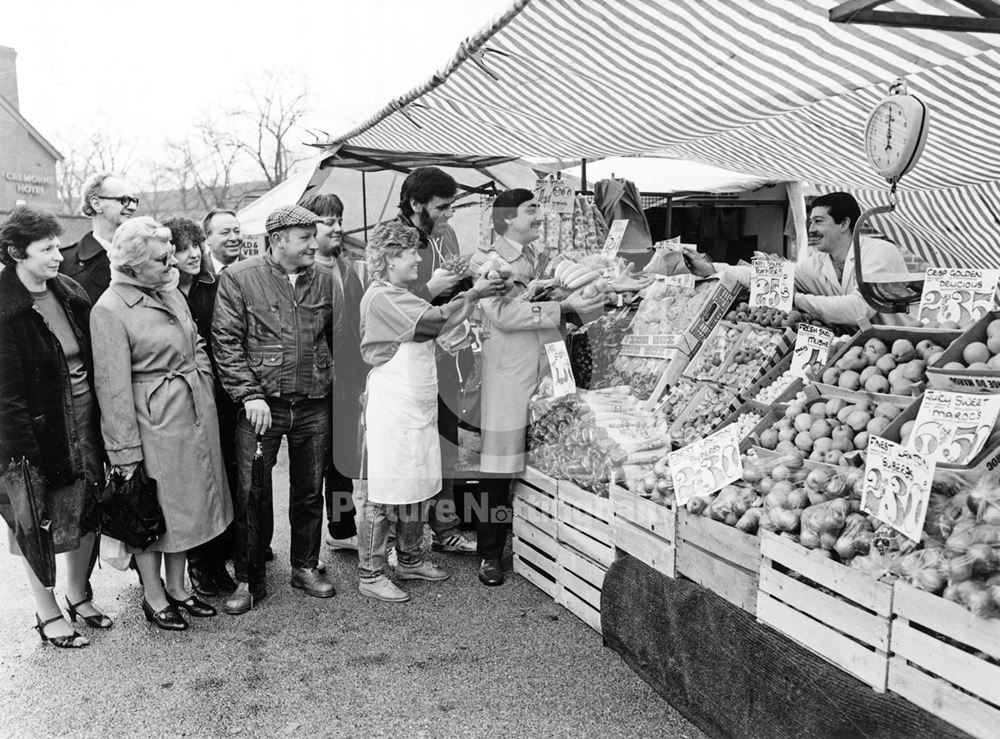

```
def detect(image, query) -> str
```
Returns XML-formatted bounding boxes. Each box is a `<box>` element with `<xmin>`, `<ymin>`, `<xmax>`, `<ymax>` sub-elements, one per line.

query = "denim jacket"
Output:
<box><xmin>212</xmin><ymin>253</ymin><xmax>344</xmax><ymax>405</ymax></box>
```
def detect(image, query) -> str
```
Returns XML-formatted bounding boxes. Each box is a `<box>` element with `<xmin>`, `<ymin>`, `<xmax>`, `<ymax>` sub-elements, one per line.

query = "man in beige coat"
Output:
<box><xmin>469</xmin><ymin>189</ymin><xmax>604</xmax><ymax>586</ymax></box>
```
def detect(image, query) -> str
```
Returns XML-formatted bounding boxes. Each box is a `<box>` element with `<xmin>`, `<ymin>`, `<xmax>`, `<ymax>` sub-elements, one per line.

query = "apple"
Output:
<box><xmin>822</xmin><ymin>367</ymin><xmax>843</xmax><ymax>385</ymax></box>
<box><xmin>863</xmin><ymin>338</ymin><xmax>888</xmax><ymax>362</ymax></box>
<box><xmin>875</xmin><ymin>354</ymin><xmax>897</xmax><ymax>374</ymax></box>
<box><xmin>864</xmin><ymin>374</ymin><xmax>890</xmax><ymax>393</ymax></box>
<box><xmin>838</xmin><ymin>370</ymin><xmax>861</xmax><ymax>391</ymax></box>
<box><xmin>859</xmin><ymin>366</ymin><xmax>881</xmax><ymax>384</ymax></box>
<box><xmin>892</xmin><ymin>339</ymin><xmax>916</xmax><ymax>363</ymax></box>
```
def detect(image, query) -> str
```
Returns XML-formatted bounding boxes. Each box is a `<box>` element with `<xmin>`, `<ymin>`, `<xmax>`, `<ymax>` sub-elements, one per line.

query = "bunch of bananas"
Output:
<box><xmin>554</xmin><ymin>260</ymin><xmax>601</xmax><ymax>290</ymax></box>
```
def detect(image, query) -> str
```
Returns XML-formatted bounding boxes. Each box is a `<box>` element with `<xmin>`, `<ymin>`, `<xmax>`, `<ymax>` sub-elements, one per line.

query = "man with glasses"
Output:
<box><xmin>203</xmin><ymin>209</ymin><xmax>244</xmax><ymax>275</ymax></box>
<box><xmin>59</xmin><ymin>172</ymin><xmax>138</xmax><ymax>304</ymax></box>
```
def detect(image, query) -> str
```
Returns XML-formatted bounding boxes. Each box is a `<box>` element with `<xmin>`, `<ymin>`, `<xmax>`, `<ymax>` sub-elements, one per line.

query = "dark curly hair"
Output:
<box><xmin>398</xmin><ymin>167</ymin><xmax>457</xmax><ymax>217</ymax></box>
<box><xmin>0</xmin><ymin>206</ymin><xmax>64</xmax><ymax>267</ymax></box>
<box><xmin>161</xmin><ymin>216</ymin><xmax>205</xmax><ymax>251</ymax></box>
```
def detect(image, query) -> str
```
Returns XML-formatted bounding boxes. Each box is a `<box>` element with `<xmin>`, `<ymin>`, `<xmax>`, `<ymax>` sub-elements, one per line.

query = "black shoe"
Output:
<box><xmin>34</xmin><ymin>613</ymin><xmax>89</xmax><ymax>648</ymax></box>
<box><xmin>264</xmin><ymin>546</ymin><xmax>274</xmax><ymax>562</ymax></box>
<box><xmin>478</xmin><ymin>558</ymin><xmax>504</xmax><ymax>587</ymax></box>
<box><xmin>167</xmin><ymin>592</ymin><xmax>217</xmax><ymax>617</ymax></box>
<box><xmin>141</xmin><ymin>600</ymin><xmax>188</xmax><ymax>631</ymax></box>
<box><xmin>212</xmin><ymin>565</ymin><xmax>237</xmax><ymax>594</ymax></box>
<box><xmin>65</xmin><ymin>596</ymin><xmax>114</xmax><ymax>629</ymax></box>
<box><xmin>188</xmin><ymin>563</ymin><xmax>219</xmax><ymax>598</ymax></box>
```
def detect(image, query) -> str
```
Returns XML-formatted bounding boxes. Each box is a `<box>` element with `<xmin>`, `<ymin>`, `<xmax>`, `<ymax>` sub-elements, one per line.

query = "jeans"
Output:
<box><xmin>324</xmin><ymin>464</ymin><xmax>358</xmax><ymax>540</ymax></box>
<box><xmin>352</xmin><ymin>480</ymin><xmax>426</xmax><ymax>580</ymax></box>
<box><xmin>476</xmin><ymin>477</ymin><xmax>513</xmax><ymax>560</ymax></box>
<box><xmin>233</xmin><ymin>397</ymin><xmax>329</xmax><ymax>584</ymax></box>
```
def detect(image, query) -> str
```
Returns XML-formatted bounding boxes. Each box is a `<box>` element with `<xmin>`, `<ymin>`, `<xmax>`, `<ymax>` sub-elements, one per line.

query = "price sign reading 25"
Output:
<box><xmin>861</xmin><ymin>436</ymin><xmax>935</xmax><ymax>542</ymax></box>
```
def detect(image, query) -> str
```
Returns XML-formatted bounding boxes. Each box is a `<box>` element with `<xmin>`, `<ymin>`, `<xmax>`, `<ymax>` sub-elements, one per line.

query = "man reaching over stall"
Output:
<box><xmin>688</xmin><ymin>192</ymin><xmax>908</xmax><ymax>325</ymax></box>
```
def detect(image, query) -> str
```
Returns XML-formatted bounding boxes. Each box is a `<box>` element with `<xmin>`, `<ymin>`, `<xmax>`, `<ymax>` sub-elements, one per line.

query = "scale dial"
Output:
<box><xmin>864</xmin><ymin>94</ymin><xmax>929</xmax><ymax>183</ymax></box>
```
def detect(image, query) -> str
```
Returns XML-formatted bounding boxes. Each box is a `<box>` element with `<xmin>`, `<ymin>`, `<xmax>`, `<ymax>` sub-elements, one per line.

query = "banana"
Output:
<box><xmin>560</xmin><ymin>263</ymin><xmax>588</xmax><ymax>287</ymax></box>
<box><xmin>566</xmin><ymin>269</ymin><xmax>600</xmax><ymax>290</ymax></box>
<box><xmin>555</xmin><ymin>260</ymin><xmax>573</xmax><ymax>283</ymax></box>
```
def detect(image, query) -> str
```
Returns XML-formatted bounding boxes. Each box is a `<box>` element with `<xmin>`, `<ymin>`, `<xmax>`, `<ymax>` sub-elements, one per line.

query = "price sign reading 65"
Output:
<box><xmin>861</xmin><ymin>436</ymin><xmax>935</xmax><ymax>542</ymax></box>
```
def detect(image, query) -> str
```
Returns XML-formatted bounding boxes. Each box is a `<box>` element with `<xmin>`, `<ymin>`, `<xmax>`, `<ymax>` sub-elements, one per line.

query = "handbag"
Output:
<box><xmin>96</xmin><ymin>465</ymin><xmax>165</xmax><ymax>550</ymax></box>
<box><xmin>0</xmin><ymin>457</ymin><xmax>56</xmax><ymax>587</ymax></box>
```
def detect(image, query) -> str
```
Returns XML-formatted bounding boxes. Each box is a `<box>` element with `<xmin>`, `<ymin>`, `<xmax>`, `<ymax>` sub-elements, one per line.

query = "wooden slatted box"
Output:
<box><xmin>676</xmin><ymin>510</ymin><xmax>760</xmax><ymax>614</ymax></box>
<box><xmin>556</xmin><ymin>480</ymin><xmax>615</xmax><ymax>633</ymax></box>
<box><xmin>511</xmin><ymin>468</ymin><xmax>560</xmax><ymax>600</ymax></box>
<box><xmin>757</xmin><ymin>532</ymin><xmax>894</xmax><ymax>691</ymax></box>
<box><xmin>889</xmin><ymin>582</ymin><xmax>1000</xmax><ymax>738</ymax></box>
<box><xmin>610</xmin><ymin>484</ymin><xmax>676</xmax><ymax>578</ymax></box>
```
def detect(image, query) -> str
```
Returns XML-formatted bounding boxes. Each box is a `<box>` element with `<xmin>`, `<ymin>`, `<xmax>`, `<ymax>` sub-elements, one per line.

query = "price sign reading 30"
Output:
<box><xmin>861</xmin><ymin>436</ymin><xmax>935</xmax><ymax>543</ymax></box>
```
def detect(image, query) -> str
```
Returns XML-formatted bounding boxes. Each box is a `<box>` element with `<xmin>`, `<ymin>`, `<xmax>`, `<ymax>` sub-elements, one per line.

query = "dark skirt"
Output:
<box><xmin>8</xmin><ymin>389</ymin><xmax>103</xmax><ymax>556</ymax></box>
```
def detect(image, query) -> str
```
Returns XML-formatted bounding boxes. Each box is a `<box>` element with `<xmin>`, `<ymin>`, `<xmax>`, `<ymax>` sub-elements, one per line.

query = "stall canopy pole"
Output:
<box><xmin>581</xmin><ymin>158</ymin><xmax>587</xmax><ymax>193</ymax></box>
<box><xmin>362</xmin><ymin>171</ymin><xmax>368</xmax><ymax>244</ymax></box>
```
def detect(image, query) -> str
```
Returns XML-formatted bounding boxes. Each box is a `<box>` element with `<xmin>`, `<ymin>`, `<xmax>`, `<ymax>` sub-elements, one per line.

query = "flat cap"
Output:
<box><xmin>265</xmin><ymin>205</ymin><xmax>320</xmax><ymax>235</ymax></box>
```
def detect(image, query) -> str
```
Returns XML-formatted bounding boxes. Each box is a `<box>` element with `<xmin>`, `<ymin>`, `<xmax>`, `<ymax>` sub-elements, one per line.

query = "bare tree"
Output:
<box><xmin>230</xmin><ymin>68</ymin><xmax>311</xmax><ymax>188</ymax></box>
<box><xmin>54</xmin><ymin>131</ymin><xmax>135</xmax><ymax>214</ymax></box>
<box><xmin>163</xmin><ymin>119</ymin><xmax>246</xmax><ymax>211</ymax></box>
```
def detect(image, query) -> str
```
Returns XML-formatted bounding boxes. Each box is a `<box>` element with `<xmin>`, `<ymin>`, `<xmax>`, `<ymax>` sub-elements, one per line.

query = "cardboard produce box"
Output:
<box><xmin>926</xmin><ymin>311</ymin><xmax>1000</xmax><ymax>394</ymax></box>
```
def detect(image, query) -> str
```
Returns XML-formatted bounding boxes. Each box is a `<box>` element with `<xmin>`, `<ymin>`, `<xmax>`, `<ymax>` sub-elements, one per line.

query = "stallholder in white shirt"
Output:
<box><xmin>689</xmin><ymin>191</ymin><xmax>908</xmax><ymax>326</ymax></box>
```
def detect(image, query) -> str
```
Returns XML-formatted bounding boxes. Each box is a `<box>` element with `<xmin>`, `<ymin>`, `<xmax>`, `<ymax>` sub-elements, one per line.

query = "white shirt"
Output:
<box><xmin>716</xmin><ymin>236</ymin><xmax>908</xmax><ymax>325</ymax></box>
<box><xmin>211</xmin><ymin>254</ymin><xmax>231</xmax><ymax>275</ymax></box>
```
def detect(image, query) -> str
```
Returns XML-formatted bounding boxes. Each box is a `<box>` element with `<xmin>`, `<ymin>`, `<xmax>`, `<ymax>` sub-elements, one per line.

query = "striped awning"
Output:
<box><xmin>328</xmin><ymin>0</ymin><xmax>1000</xmax><ymax>268</ymax></box>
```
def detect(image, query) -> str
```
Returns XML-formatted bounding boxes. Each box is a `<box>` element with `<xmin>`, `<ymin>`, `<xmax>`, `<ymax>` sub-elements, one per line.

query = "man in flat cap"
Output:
<box><xmin>212</xmin><ymin>205</ymin><xmax>346</xmax><ymax>615</ymax></box>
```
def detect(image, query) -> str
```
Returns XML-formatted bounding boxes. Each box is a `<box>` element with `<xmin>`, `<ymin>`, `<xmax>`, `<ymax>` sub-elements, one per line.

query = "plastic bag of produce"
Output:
<box><xmin>967</xmin><ymin>475</ymin><xmax>1000</xmax><ymax>526</ymax></box>
<box><xmin>895</xmin><ymin>547</ymin><xmax>948</xmax><ymax>594</ymax></box>
<box><xmin>833</xmin><ymin>512</ymin><xmax>875</xmax><ymax>561</ymax></box>
<box><xmin>706</xmin><ymin>484</ymin><xmax>758</xmax><ymax>526</ymax></box>
<box><xmin>798</xmin><ymin>498</ymin><xmax>857</xmax><ymax>550</ymax></box>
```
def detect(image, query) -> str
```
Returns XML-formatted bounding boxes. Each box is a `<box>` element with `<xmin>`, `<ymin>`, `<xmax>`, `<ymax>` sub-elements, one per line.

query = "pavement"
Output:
<box><xmin>0</xmin><ymin>451</ymin><xmax>706</xmax><ymax>739</ymax></box>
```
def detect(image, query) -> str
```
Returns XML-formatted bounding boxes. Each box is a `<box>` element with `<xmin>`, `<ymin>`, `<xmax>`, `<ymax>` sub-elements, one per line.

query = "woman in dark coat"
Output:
<box><xmin>163</xmin><ymin>217</ymin><xmax>237</xmax><ymax>597</ymax></box>
<box><xmin>0</xmin><ymin>206</ymin><xmax>110</xmax><ymax>648</ymax></box>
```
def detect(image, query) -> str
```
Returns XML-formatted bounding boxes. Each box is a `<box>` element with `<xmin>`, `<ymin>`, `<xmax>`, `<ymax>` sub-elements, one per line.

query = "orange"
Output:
<box><xmin>963</xmin><ymin>341</ymin><xmax>991</xmax><ymax>366</ymax></box>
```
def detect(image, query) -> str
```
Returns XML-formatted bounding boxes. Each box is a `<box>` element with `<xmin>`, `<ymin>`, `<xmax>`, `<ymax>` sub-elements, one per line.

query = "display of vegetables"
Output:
<box><xmin>687</xmin><ymin>324</ymin><xmax>746</xmax><ymax>381</ymax></box>
<box><xmin>568</xmin><ymin>311</ymin><xmax>634</xmax><ymax>389</ymax></box>
<box><xmin>724</xmin><ymin>302</ymin><xmax>847</xmax><ymax>334</ymax></box>
<box><xmin>753</xmin><ymin>369</ymin><xmax>799</xmax><ymax>404</ymax></box>
<box><xmin>668</xmin><ymin>383</ymin><xmax>739</xmax><ymax>447</ymax></box>
<box><xmin>630</xmin><ymin>280</ymin><xmax>718</xmax><ymax>336</ymax></box>
<box><xmin>721</xmin><ymin>326</ymin><xmax>787</xmax><ymax>389</ymax></box>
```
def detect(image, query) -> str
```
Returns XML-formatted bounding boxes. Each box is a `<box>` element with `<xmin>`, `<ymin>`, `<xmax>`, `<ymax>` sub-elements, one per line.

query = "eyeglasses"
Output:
<box><xmin>95</xmin><ymin>195</ymin><xmax>140</xmax><ymax>208</ymax></box>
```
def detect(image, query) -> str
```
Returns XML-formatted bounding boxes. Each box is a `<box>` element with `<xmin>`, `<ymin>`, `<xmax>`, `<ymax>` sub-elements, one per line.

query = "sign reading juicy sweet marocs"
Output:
<box><xmin>669</xmin><ymin>424</ymin><xmax>743</xmax><ymax>506</ymax></box>
<box><xmin>906</xmin><ymin>389</ymin><xmax>1000</xmax><ymax>465</ymax></box>
<box><xmin>918</xmin><ymin>268</ymin><xmax>1000</xmax><ymax>327</ymax></box>
<box><xmin>749</xmin><ymin>258</ymin><xmax>794</xmax><ymax>312</ymax></box>
<box><xmin>790</xmin><ymin>323</ymin><xmax>834</xmax><ymax>380</ymax></box>
<box><xmin>862</xmin><ymin>436</ymin><xmax>934</xmax><ymax>542</ymax></box>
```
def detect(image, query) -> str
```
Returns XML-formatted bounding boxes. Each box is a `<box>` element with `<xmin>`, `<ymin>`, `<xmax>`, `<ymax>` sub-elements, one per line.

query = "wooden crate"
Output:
<box><xmin>676</xmin><ymin>511</ymin><xmax>760</xmax><ymax>614</ymax></box>
<box><xmin>557</xmin><ymin>543</ymin><xmax>607</xmax><ymax>633</ymax></box>
<box><xmin>557</xmin><ymin>480</ymin><xmax>615</xmax><ymax>568</ymax></box>
<box><xmin>512</xmin><ymin>470</ymin><xmax>560</xmax><ymax>599</ymax></box>
<box><xmin>610</xmin><ymin>485</ymin><xmax>676</xmax><ymax>578</ymax></box>
<box><xmin>757</xmin><ymin>532</ymin><xmax>894</xmax><ymax>691</ymax></box>
<box><xmin>889</xmin><ymin>582</ymin><xmax>1000</xmax><ymax>738</ymax></box>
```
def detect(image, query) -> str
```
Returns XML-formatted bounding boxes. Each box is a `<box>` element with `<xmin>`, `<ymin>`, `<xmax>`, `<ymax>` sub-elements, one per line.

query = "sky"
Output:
<box><xmin>4</xmin><ymin>0</ymin><xmax>514</xmax><ymax>180</ymax></box>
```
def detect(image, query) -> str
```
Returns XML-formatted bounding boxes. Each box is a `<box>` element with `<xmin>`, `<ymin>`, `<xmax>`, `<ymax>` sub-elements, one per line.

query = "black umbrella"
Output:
<box><xmin>0</xmin><ymin>458</ymin><xmax>56</xmax><ymax>587</ymax></box>
<box><xmin>246</xmin><ymin>436</ymin><xmax>266</xmax><ymax>593</ymax></box>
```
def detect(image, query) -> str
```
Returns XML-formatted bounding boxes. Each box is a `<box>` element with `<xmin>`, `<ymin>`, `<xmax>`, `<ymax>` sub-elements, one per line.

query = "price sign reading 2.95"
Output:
<box><xmin>861</xmin><ymin>436</ymin><xmax>935</xmax><ymax>542</ymax></box>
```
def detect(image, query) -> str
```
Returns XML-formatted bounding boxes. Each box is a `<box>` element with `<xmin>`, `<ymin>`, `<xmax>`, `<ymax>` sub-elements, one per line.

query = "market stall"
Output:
<box><xmin>318</xmin><ymin>1</ymin><xmax>1000</xmax><ymax>737</ymax></box>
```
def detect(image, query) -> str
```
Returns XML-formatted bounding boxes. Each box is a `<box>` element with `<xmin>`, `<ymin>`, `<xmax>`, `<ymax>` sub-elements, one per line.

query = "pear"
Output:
<box><xmin>891</xmin><ymin>339</ymin><xmax>916</xmax><ymax>363</ymax></box>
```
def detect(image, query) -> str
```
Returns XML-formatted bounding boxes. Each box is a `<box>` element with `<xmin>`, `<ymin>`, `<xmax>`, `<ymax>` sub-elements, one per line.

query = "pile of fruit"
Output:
<box><xmin>627</xmin><ymin>453</ymin><xmax>671</xmax><ymax>506</ymax></box>
<box><xmin>527</xmin><ymin>389</ymin><xmax>668</xmax><ymax>496</ymax></box>
<box><xmin>567</xmin><ymin>311</ymin><xmax>634</xmax><ymax>389</ymax></box>
<box><xmin>820</xmin><ymin>336</ymin><xmax>949</xmax><ymax>397</ymax></box>
<box><xmin>724</xmin><ymin>409</ymin><xmax>765</xmax><ymax>444</ymax></box>
<box><xmin>668</xmin><ymin>383</ymin><xmax>740</xmax><ymax>447</ymax></box>
<box><xmin>721</xmin><ymin>326</ymin><xmax>787</xmax><ymax>388</ymax></box>
<box><xmin>724</xmin><ymin>303</ymin><xmax>842</xmax><ymax>332</ymax></box>
<box><xmin>630</xmin><ymin>280</ymin><xmax>718</xmax><ymax>336</ymax></box>
<box><xmin>938</xmin><ymin>318</ymin><xmax>1000</xmax><ymax>371</ymax></box>
<box><xmin>753</xmin><ymin>369</ymin><xmax>799</xmax><ymax>404</ymax></box>
<box><xmin>655</xmin><ymin>379</ymin><xmax>698</xmax><ymax>427</ymax></box>
<box><xmin>756</xmin><ymin>395</ymin><xmax>902</xmax><ymax>465</ymax></box>
<box><xmin>687</xmin><ymin>323</ymin><xmax>745</xmax><ymax>381</ymax></box>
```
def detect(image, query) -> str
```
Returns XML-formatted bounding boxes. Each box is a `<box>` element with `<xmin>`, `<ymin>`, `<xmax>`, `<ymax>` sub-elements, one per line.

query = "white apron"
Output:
<box><xmin>365</xmin><ymin>340</ymin><xmax>441</xmax><ymax>505</ymax></box>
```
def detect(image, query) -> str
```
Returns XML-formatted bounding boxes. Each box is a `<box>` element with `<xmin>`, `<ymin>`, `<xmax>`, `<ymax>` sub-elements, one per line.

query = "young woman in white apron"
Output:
<box><xmin>355</xmin><ymin>222</ymin><xmax>502</xmax><ymax>602</ymax></box>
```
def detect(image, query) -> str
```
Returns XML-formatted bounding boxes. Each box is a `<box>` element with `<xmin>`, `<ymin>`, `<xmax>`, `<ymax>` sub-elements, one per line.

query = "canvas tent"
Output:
<box><xmin>320</xmin><ymin>0</ymin><xmax>1000</xmax><ymax>270</ymax></box>
<box><xmin>237</xmin><ymin>145</ymin><xmax>577</xmax><ymax>253</ymax></box>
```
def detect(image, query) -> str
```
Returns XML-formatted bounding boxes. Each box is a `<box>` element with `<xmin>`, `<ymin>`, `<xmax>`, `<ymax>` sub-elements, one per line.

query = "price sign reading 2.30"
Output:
<box><xmin>669</xmin><ymin>425</ymin><xmax>743</xmax><ymax>507</ymax></box>
<box><xmin>861</xmin><ymin>436</ymin><xmax>935</xmax><ymax>543</ymax></box>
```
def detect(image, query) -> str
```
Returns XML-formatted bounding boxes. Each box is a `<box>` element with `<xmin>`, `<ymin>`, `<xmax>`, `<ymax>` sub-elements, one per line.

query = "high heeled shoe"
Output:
<box><xmin>141</xmin><ymin>599</ymin><xmax>188</xmax><ymax>631</ymax></box>
<box><xmin>65</xmin><ymin>596</ymin><xmax>114</xmax><ymax>629</ymax></box>
<box><xmin>166</xmin><ymin>592</ymin><xmax>217</xmax><ymax>617</ymax></box>
<box><xmin>34</xmin><ymin>613</ymin><xmax>90</xmax><ymax>649</ymax></box>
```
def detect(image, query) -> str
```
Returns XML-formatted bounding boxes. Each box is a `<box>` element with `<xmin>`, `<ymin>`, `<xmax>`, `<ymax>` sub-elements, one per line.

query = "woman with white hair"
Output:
<box><xmin>354</xmin><ymin>221</ymin><xmax>502</xmax><ymax>602</ymax></box>
<box><xmin>91</xmin><ymin>217</ymin><xmax>233</xmax><ymax>631</ymax></box>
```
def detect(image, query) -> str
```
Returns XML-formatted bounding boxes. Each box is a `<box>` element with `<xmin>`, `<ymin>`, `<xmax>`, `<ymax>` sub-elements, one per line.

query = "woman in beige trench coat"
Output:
<box><xmin>91</xmin><ymin>217</ymin><xmax>232</xmax><ymax>631</ymax></box>
<box><xmin>468</xmin><ymin>189</ymin><xmax>604</xmax><ymax>586</ymax></box>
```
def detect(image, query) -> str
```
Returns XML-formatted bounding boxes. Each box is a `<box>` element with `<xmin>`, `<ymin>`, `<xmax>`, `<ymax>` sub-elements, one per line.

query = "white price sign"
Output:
<box><xmin>908</xmin><ymin>389</ymin><xmax>1000</xmax><ymax>465</ymax></box>
<box><xmin>668</xmin><ymin>425</ymin><xmax>743</xmax><ymax>506</ymax></box>
<box><xmin>862</xmin><ymin>436</ymin><xmax>935</xmax><ymax>543</ymax></box>
<box><xmin>601</xmin><ymin>219</ymin><xmax>630</xmax><ymax>259</ymax></box>
<box><xmin>749</xmin><ymin>258</ymin><xmax>795</xmax><ymax>312</ymax></box>
<box><xmin>545</xmin><ymin>341</ymin><xmax>576</xmax><ymax>398</ymax></box>
<box><xmin>790</xmin><ymin>324</ymin><xmax>834</xmax><ymax>380</ymax></box>
<box><xmin>549</xmin><ymin>180</ymin><xmax>575</xmax><ymax>214</ymax></box>
<box><xmin>918</xmin><ymin>268</ymin><xmax>1000</xmax><ymax>326</ymax></box>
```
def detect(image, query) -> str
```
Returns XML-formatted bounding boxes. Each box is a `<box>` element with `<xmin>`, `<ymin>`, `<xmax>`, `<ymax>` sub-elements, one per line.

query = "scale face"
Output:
<box><xmin>863</xmin><ymin>93</ymin><xmax>929</xmax><ymax>183</ymax></box>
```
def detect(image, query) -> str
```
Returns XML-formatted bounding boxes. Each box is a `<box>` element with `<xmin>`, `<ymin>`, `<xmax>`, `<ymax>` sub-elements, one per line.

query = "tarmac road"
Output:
<box><xmin>0</xmin><ymin>451</ymin><xmax>705</xmax><ymax>738</ymax></box>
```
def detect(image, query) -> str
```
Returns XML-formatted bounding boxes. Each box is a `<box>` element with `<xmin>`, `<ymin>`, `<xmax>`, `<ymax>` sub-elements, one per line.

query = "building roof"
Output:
<box><xmin>0</xmin><ymin>93</ymin><xmax>62</xmax><ymax>162</ymax></box>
